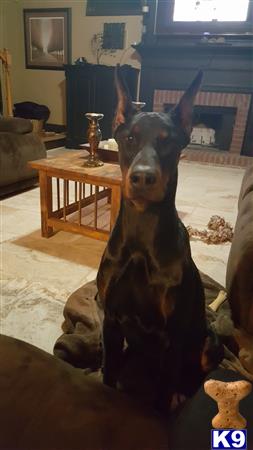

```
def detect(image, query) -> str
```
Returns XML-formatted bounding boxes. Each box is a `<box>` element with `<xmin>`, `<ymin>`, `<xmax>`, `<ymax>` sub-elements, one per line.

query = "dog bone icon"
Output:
<box><xmin>204</xmin><ymin>379</ymin><xmax>252</xmax><ymax>429</ymax></box>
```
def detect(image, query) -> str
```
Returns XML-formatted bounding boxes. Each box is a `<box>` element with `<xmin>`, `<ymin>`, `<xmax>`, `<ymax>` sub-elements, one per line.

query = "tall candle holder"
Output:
<box><xmin>83</xmin><ymin>113</ymin><xmax>104</xmax><ymax>167</ymax></box>
<box><xmin>132</xmin><ymin>101</ymin><xmax>146</xmax><ymax>112</ymax></box>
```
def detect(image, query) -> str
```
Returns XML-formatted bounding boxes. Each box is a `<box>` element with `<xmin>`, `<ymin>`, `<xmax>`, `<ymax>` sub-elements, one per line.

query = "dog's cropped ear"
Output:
<box><xmin>171</xmin><ymin>70</ymin><xmax>203</xmax><ymax>137</ymax></box>
<box><xmin>113</xmin><ymin>64</ymin><xmax>134</xmax><ymax>132</ymax></box>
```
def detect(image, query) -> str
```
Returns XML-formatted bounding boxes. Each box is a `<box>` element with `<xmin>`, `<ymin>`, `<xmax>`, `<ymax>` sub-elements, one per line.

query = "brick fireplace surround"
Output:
<box><xmin>153</xmin><ymin>90</ymin><xmax>251</xmax><ymax>155</ymax></box>
<box><xmin>135</xmin><ymin>21</ymin><xmax>253</xmax><ymax>166</ymax></box>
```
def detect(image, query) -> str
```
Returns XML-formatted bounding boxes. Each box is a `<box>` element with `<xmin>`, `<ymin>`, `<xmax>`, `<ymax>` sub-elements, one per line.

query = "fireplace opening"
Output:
<box><xmin>164</xmin><ymin>104</ymin><xmax>237</xmax><ymax>151</ymax></box>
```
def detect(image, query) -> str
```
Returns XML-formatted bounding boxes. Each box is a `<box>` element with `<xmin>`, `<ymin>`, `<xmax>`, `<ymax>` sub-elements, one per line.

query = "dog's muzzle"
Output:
<box><xmin>128</xmin><ymin>164</ymin><xmax>163</xmax><ymax>206</ymax></box>
<box><xmin>125</xmin><ymin>149</ymin><xmax>165</xmax><ymax>210</ymax></box>
<box><xmin>130</xmin><ymin>164</ymin><xmax>158</xmax><ymax>190</ymax></box>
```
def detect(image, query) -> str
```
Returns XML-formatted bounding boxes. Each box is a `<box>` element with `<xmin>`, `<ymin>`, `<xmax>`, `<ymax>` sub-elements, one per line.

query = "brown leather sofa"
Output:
<box><xmin>0</xmin><ymin>167</ymin><xmax>252</xmax><ymax>450</ymax></box>
<box><xmin>227</xmin><ymin>166</ymin><xmax>253</xmax><ymax>336</ymax></box>
<box><xmin>0</xmin><ymin>117</ymin><xmax>46</xmax><ymax>196</ymax></box>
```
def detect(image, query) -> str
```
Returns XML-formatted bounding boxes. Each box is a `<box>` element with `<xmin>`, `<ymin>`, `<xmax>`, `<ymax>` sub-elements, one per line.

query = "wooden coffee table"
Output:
<box><xmin>29</xmin><ymin>150</ymin><xmax>122</xmax><ymax>241</ymax></box>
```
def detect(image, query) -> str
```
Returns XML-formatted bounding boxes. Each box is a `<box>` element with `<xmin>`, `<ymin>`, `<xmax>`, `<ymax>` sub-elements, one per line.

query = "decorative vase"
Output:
<box><xmin>84</xmin><ymin>113</ymin><xmax>104</xmax><ymax>167</ymax></box>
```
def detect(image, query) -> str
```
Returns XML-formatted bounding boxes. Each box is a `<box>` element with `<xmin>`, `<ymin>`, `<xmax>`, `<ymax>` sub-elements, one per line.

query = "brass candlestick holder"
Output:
<box><xmin>83</xmin><ymin>113</ymin><xmax>104</xmax><ymax>167</ymax></box>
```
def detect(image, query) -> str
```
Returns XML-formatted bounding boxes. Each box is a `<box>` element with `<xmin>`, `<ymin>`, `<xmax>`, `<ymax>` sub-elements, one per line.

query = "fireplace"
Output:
<box><xmin>164</xmin><ymin>104</ymin><xmax>237</xmax><ymax>151</ymax></box>
<box><xmin>154</xmin><ymin>90</ymin><xmax>251</xmax><ymax>154</ymax></box>
<box><xmin>134</xmin><ymin>5</ymin><xmax>253</xmax><ymax>158</ymax></box>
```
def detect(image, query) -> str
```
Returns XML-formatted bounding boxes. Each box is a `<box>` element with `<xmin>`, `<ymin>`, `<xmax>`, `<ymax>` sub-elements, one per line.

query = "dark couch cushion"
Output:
<box><xmin>0</xmin><ymin>335</ymin><xmax>167</xmax><ymax>450</ymax></box>
<box><xmin>0</xmin><ymin>117</ymin><xmax>33</xmax><ymax>134</ymax></box>
<box><xmin>1</xmin><ymin>336</ymin><xmax>252</xmax><ymax>450</ymax></box>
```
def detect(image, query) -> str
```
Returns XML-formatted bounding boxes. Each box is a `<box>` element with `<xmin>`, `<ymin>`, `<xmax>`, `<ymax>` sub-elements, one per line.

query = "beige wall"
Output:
<box><xmin>1</xmin><ymin>0</ymin><xmax>142</xmax><ymax>124</ymax></box>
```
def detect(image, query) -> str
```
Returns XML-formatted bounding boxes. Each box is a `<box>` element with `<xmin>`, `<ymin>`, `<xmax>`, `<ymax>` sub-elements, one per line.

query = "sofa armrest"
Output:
<box><xmin>0</xmin><ymin>117</ymin><xmax>33</xmax><ymax>134</ymax></box>
<box><xmin>238</xmin><ymin>166</ymin><xmax>253</xmax><ymax>206</ymax></box>
<box><xmin>0</xmin><ymin>132</ymin><xmax>46</xmax><ymax>190</ymax></box>
<box><xmin>226</xmin><ymin>166</ymin><xmax>253</xmax><ymax>335</ymax></box>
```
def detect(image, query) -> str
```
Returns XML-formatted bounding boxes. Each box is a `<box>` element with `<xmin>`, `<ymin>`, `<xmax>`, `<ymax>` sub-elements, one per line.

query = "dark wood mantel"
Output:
<box><xmin>134</xmin><ymin>38</ymin><xmax>253</xmax><ymax>100</ymax></box>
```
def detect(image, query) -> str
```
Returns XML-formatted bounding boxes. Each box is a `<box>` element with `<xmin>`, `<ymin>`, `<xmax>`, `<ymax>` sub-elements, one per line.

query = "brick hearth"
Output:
<box><xmin>181</xmin><ymin>147</ymin><xmax>253</xmax><ymax>168</ymax></box>
<box><xmin>153</xmin><ymin>90</ymin><xmax>251</xmax><ymax>154</ymax></box>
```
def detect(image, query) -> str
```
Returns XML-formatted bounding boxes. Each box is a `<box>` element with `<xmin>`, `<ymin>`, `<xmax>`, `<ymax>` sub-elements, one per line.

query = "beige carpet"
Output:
<box><xmin>0</xmin><ymin>160</ymin><xmax>245</xmax><ymax>354</ymax></box>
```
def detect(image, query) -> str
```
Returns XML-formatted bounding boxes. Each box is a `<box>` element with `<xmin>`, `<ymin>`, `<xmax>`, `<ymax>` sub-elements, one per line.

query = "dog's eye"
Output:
<box><xmin>126</xmin><ymin>135</ymin><xmax>134</xmax><ymax>144</ymax></box>
<box><xmin>158</xmin><ymin>130</ymin><xmax>169</xmax><ymax>140</ymax></box>
<box><xmin>158</xmin><ymin>130</ymin><xmax>169</xmax><ymax>141</ymax></box>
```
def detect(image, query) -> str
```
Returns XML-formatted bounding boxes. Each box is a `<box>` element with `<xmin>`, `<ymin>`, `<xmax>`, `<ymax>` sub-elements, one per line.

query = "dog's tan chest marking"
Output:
<box><xmin>159</xmin><ymin>290</ymin><xmax>175</xmax><ymax>321</ymax></box>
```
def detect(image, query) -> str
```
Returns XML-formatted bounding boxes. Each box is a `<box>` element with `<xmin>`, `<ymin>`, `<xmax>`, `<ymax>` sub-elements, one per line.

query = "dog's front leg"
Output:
<box><xmin>155</xmin><ymin>343</ymin><xmax>183</xmax><ymax>414</ymax></box>
<box><xmin>102</xmin><ymin>315</ymin><xmax>124</xmax><ymax>388</ymax></box>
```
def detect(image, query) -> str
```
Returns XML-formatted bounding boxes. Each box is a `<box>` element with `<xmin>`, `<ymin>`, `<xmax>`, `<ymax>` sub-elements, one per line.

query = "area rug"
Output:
<box><xmin>1</xmin><ymin>277</ymin><xmax>67</xmax><ymax>352</ymax></box>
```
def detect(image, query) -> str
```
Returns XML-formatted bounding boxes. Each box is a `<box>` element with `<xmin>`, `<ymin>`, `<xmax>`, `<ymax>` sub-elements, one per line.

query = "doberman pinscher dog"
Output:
<box><xmin>97</xmin><ymin>67</ymin><xmax>222</xmax><ymax>412</ymax></box>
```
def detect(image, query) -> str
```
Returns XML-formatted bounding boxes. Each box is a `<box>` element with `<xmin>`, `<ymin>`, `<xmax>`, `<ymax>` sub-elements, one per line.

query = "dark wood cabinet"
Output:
<box><xmin>65</xmin><ymin>64</ymin><xmax>139</xmax><ymax>148</ymax></box>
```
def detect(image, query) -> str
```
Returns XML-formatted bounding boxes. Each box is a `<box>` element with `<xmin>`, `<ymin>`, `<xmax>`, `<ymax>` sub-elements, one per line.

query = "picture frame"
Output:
<box><xmin>23</xmin><ymin>8</ymin><xmax>71</xmax><ymax>70</ymax></box>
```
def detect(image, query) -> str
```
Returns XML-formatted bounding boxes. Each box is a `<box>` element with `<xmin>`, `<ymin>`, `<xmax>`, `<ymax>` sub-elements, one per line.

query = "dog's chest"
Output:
<box><xmin>104</xmin><ymin>250</ymin><xmax>182</xmax><ymax>349</ymax></box>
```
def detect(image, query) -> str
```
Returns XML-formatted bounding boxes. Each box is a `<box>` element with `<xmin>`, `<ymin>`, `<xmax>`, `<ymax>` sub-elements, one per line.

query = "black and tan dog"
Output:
<box><xmin>97</xmin><ymin>68</ymin><xmax>222</xmax><ymax>411</ymax></box>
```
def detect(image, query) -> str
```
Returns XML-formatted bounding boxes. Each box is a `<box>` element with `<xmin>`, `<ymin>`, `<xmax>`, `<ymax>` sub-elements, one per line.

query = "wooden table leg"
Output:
<box><xmin>39</xmin><ymin>171</ymin><xmax>53</xmax><ymax>238</ymax></box>
<box><xmin>110</xmin><ymin>185</ymin><xmax>121</xmax><ymax>231</ymax></box>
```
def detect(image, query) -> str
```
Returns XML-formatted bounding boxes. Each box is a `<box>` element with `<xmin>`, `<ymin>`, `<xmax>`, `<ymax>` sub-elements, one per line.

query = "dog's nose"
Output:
<box><xmin>130</xmin><ymin>166</ymin><xmax>157</xmax><ymax>188</ymax></box>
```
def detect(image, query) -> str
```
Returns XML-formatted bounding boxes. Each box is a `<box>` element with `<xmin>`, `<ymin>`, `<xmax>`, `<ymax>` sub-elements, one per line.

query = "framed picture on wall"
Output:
<box><xmin>23</xmin><ymin>8</ymin><xmax>71</xmax><ymax>70</ymax></box>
